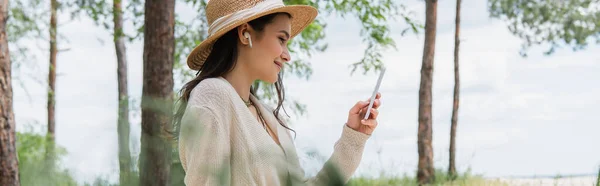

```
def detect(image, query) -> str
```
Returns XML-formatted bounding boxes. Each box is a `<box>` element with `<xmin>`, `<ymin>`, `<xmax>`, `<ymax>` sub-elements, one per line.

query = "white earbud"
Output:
<box><xmin>244</xmin><ymin>32</ymin><xmax>252</xmax><ymax>48</ymax></box>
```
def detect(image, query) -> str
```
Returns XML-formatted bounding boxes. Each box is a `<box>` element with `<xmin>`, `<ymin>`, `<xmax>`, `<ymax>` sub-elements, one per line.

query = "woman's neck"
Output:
<box><xmin>222</xmin><ymin>66</ymin><xmax>254</xmax><ymax>102</ymax></box>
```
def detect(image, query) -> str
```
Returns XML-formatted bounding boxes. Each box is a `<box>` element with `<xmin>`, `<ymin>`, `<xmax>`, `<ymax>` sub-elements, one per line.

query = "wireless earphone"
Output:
<box><xmin>244</xmin><ymin>32</ymin><xmax>253</xmax><ymax>48</ymax></box>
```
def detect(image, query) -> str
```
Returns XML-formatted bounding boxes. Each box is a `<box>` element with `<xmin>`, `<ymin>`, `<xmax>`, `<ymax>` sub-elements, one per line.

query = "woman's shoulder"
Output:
<box><xmin>192</xmin><ymin>77</ymin><xmax>231</xmax><ymax>93</ymax></box>
<box><xmin>188</xmin><ymin>77</ymin><xmax>235</xmax><ymax>108</ymax></box>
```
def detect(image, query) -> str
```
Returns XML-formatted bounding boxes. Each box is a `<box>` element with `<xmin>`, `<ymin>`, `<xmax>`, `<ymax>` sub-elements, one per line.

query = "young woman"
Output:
<box><xmin>175</xmin><ymin>0</ymin><xmax>382</xmax><ymax>185</ymax></box>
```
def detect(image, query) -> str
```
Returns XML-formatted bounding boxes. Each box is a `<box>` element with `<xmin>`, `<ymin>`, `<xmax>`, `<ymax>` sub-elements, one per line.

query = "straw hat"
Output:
<box><xmin>186</xmin><ymin>0</ymin><xmax>318</xmax><ymax>70</ymax></box>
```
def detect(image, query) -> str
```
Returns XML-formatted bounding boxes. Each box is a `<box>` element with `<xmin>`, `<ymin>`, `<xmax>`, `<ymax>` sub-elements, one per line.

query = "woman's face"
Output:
<box><xmin>239</xmin><ymin>14</ymin><xmax>291</xmax><ymax>84</ymax></box>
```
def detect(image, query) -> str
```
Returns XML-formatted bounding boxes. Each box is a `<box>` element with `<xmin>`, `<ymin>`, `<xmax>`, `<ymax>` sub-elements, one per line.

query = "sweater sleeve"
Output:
<box><xmin>303</xmin><ymin>124</ymin><xmax>370</xmax><ymax>185</ymax></box>
<box><xmin>178</xmin><ymin>105</ymin><xmax>231</xmax><ymax>186</ymax></box>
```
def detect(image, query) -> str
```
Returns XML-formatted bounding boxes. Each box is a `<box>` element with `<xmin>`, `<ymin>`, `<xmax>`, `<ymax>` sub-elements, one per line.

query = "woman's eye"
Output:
<box><xmin>279</xmin><ymin>37</ymin><xmax>286</xmax><ymax>43</ymax></box>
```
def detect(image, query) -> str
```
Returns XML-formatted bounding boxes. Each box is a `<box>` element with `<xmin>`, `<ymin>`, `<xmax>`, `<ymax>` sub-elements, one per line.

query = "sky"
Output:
<box><xmin>11</xmin><ymin>0</ymin><xmax>600</xmax><ymax>184</ymax></box>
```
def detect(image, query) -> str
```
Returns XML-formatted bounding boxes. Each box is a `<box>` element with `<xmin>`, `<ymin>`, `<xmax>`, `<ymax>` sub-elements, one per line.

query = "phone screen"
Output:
<box><xmin>364</xmin><ymin>67</ymin><xmax>386</xmax><ymax>120</ymax></box>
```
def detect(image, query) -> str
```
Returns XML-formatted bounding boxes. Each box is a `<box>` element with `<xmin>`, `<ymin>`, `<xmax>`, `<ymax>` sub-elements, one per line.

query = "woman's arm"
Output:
<box><xmin>178</xmin><ymin>105</ymin><xmax>231</xmax><ymax>186</ymax></box>
<box><xmin>294</xmin><ymin>94</ymin><xmax>382</xmax><ymax>185</ymax></box>
<box><xmin>301</xmin><ymin>125</ymin><xmax>370</xmax><ymax>185</ymax></box>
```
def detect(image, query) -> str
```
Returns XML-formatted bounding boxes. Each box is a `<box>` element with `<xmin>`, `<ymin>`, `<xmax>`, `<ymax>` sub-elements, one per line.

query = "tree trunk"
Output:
<box><xmin>448</xmin><ymin>0</ymin><xmax>461</xmax><ymax>180</ymax></box>
<box><xmin>417</xmin><ymin>0</ymin><xmax>437</xmax><ymax>184</ymax></box>
<box><xmin>0</xmin><ymin>0</ymin><xmax>21</xmax><ymax>185</ymax></box>
<box><xmin>113</xmin><ymin>0</ymin><xmax>132</xmax><ymax>185</ymax></box>
<box><xmin>139</xmin><ymin>0</ymin><xmax>175</xmax><ymax>185</ymax></box>
<box><xmin>45</xmin><ymin>0</ymin><xmax>58</xmax><ymax>165</ymax></box>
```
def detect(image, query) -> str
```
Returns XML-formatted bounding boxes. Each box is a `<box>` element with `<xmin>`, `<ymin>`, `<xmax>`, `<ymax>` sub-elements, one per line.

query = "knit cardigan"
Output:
<box><xmin>178</xmin><ymin>76</ymin><xmax>370</xmax><ymax>186</ymax></box>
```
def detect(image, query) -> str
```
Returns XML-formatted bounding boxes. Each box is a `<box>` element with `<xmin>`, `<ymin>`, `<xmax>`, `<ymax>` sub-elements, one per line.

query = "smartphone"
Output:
<box><xmin>364</xmin><ymin>67</ymin><xmax>386</xmax><ymax>120</ymax></box>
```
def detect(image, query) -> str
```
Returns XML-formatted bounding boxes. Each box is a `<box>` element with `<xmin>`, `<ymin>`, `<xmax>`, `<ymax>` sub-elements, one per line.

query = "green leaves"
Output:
<box><xmin>319</xmin><ymin>0</ymin><xmax>421</xmax><ymax>75</ymax></box>
<box><xmin>173</xmin><ymin>1</ymin><xmax>208</xmax><ymax>87</ymax></box>
<box><xmin>8</xmin><ymin>0</ymin><xmax>58</xmax><ymax>97</ymax></box>
<box><xmin>489</xmin><ymin>0</ymin><xmax>600</xmax><ymax>56</ymax></box>
<box><xmin>7</xmin><ymin>0</ymin><xmax>44</xmax><ymax>43</ymax></box>
<box><xmin>70</xmin><ymin>0</ymin><xmax>144</xmax><ymax>42</ymax></box>
<box><xmin>16</xmin><ymin>131</ymin><xmax>78</xmax><ymax>186</ymax></box>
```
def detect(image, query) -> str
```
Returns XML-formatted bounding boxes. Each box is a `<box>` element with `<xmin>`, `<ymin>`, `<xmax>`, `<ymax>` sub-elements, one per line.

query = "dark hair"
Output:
<box><xmin>172</xmin><ymin>13</ymin><xmax>295</xmax><ymax>140</ymax></box>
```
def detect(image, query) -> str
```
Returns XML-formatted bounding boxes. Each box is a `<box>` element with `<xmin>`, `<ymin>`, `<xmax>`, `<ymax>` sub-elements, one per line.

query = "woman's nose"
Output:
<box><xmin>281</xmin><ymin>48</ymin><xmax>291</xmax><ymax>62</ymax></box>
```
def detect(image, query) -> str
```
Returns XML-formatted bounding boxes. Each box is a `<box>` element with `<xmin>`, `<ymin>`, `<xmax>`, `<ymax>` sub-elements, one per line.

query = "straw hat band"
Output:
<box><xmin>207</xmin><ymin>0</ymin><xmax>284</xmax><ymax>36</ymax></box>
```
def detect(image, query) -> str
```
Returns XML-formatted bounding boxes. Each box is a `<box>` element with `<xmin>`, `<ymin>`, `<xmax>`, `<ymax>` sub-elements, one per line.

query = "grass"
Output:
<box><xmin>17</xmin><ymin>128</ymin><xmax>600</xmax><ymax>186</ymax></box>
<box><xmin>348</xmin><ymin>169</ymin><xmax>508</xmax><ymax>186</ymax></box>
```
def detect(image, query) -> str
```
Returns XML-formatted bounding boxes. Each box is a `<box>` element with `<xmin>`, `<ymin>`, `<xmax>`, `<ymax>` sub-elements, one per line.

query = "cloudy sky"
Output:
<box><xmin>12</xmin><ymin>0</ymin><xmax>600</xmax><ymax>183</ymax></box>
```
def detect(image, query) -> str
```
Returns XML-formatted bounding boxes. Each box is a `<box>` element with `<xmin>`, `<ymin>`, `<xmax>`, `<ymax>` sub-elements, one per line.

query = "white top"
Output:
<box><xmin>178</xmin><ymin>76</ymin><xmax>370</xmax><ymax>185</ymax></box>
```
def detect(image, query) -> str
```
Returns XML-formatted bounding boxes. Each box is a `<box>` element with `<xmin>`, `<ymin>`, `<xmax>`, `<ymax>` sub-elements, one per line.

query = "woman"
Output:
<box><xmin>175</xmin><ymin>0</ymin><xmax>382</xmax><ymax>185</ymax></box>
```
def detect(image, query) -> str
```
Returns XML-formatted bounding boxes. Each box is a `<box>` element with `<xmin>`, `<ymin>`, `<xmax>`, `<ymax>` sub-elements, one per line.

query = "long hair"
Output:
<box><xmin>172</xmin><ymin>13</ymin><xmax>295</xmax><ymax>140</ymax></box>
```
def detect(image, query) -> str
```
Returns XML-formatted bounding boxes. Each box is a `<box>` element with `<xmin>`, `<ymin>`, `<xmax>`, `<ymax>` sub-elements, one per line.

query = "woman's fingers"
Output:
<box><xmin>361</xmin><ymin>118</ymin><xmax>378</xmax><ymax>127</ymax></box>
<box><xmin>350</xmin><ymin>101</ymin><xmax>369</xmax><ymax>115</ymax></box>
<box><xmin>369</xmin><ymin>108</ymin><xmax>379</xmax><ymax>119</ymax></box>
<box><xmin>363</xmin><ymin>93</ymin><xmax>382</xmax><ymax>109</ymax></box>
<box><xmin>361</xmin><ymin>108</ymin><xmax>379</xmax><ymax>123</ymax></box>
<box><xmin>358</xmin><ymin>99</ymin><xmax>381</xmax><ymax>112</ymax></box>
<box><xmin>354</xmin><ymin>92</ymin><xmax>382</xmax><ymax>115</ymax></box>
<box><xmin>358</xmin><ymin>102</ymin><xmax>380</xmax><ymax>116</ymax></box>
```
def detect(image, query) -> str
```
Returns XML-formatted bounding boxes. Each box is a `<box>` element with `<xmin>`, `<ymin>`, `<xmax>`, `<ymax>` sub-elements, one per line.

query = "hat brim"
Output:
<box><xmin>186</xmin><ymin>5</ymin><xmax>318</xmax><ymax>70</ymax></box>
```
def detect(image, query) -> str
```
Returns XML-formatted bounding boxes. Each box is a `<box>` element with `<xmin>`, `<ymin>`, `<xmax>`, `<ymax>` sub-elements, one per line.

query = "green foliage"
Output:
<box><xmin>81</xmin><ymin>176</ymin><xmax>118</xmax><ymax>186</ymax></box>
<box><xmin>348</xmin><ymin>175</ymin><xmax>415</xmax><ymax>186</ymax></box>
<box><xmin>8</xmin><ymin>0</ymin><xmax>70</xmax><ymax>49</ymax></box>
<box><xmin>348</xmin><ymin>169</ymin><xmax>507</xmax><ymax>186</ymax></box>
<box><xmin>8</xmin><ymin>0</ymin><xmax>75</xmax><ymax>100</ymax></box>
<box><xmin>7</xmin><ymin>0</ymin><xmax>46</xmax><ymax>92</ymax></box>
<box><xmin>16</xmin><ymin>132</ymin><xmax>78</xmax><ymax>186</ymax></box>
<box><xmin>170</xmin><ymin>161</ymin><xmax>186</xmax><ymax>186</ymax></box>
<box><xmin>70</xmin><ymin>0</ymin><xmax>110</xmax><ymax>28</ymax></box>
<box><xmin>319</xmin><ymin>0</ymin><xmax>422</xmax><ymax>75</ymax></box>
<box><xmin>489</xmin><ymin>0</ymin><xmax>600</xmax><ymax>56</ymax></box>
<box><xmin>69</xmin><ymin>0</ymin><xmax>144</xmax><ymax>41</ymax></box>
<box><xmin>6</xmin><ymin>0</ymin><xmax>44</xmax><ymax>43</ymax></box>
<box><xmin>173</xmin><ymin>0</ymin><xmax>209</xmax><ymax>87</ymax></box>
<box><xmin>17</xmin><ymin>129</ymin><xmax>142</xmax><ymax>186</ymax></box>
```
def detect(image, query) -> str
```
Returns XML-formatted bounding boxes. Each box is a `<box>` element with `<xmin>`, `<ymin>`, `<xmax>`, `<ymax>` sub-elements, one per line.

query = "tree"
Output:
<box><xmin>488</xmin><ymin>0</ymin><xmax>600</xmax><ymax>56</ymax></box>
<box><xmin>139</xmin><ymin>0</ymin><xmax>175</xmax><ymax>185</ymax></box>
<box><xmin>417</xmin><ymin>0</ymin><xmax>437</xmax><ymax>184</ymax></box>
<box><xmin>70</xmin><ymin>0</ymin><xmax>135</xmax><ymax>184</ymax></box>
<box><xmin>7</xmin><ymin>0</ymin><xmax>66</xmax><ymax>177</ymax></box>
<box><xmin>0</xmin><ymin>0</ymin><xmax>21</xmax><ymax>185</ymax></box>
<box><xmin>45</xmin><ymin>0</ymin><xmax>58</xmax><ymax>164</ymax></box>
<box><xmin>448</xmin><ymin>0</ymin><xmax>461</xmax><ymax>180</ymax></box>
<box><xmin>113</xmin><ymin>0</ymin><xmax>133</xmax><ymax>184</ymax></box>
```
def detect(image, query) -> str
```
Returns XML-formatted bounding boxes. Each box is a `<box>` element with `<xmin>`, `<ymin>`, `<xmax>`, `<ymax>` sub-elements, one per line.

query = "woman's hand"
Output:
<box><xmin>346</xmin><ymin>92</ymin><xmax>382</xmax><ymax>135</ymax></box>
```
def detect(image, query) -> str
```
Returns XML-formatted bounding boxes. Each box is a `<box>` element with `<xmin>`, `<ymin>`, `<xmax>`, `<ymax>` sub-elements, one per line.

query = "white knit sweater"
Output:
<box><xmin>178</xmin><ymin>76</ymin><xmax>370</xmax><ymax>186</ymax></box>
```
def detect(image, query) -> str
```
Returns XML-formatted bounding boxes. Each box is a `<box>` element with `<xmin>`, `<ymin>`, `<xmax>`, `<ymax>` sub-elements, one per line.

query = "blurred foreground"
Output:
<box><xmin>17</xmin><ymin>130</ymin><xmax>599</xmax><ymax>186</ymax></box>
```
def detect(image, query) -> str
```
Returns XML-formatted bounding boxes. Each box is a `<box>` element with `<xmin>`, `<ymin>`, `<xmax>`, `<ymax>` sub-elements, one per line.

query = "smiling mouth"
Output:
<box><xmin>274</xmin><ymin>61</ymin><xmax>283</xmax><ymax>69</ymax></box>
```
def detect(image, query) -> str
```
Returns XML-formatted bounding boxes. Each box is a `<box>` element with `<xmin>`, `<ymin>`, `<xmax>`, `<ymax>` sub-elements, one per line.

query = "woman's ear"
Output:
<box><xmin>237</xmin><ymin>24</ymin><xmax>253</xmax><ymax>47</ymax></box>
